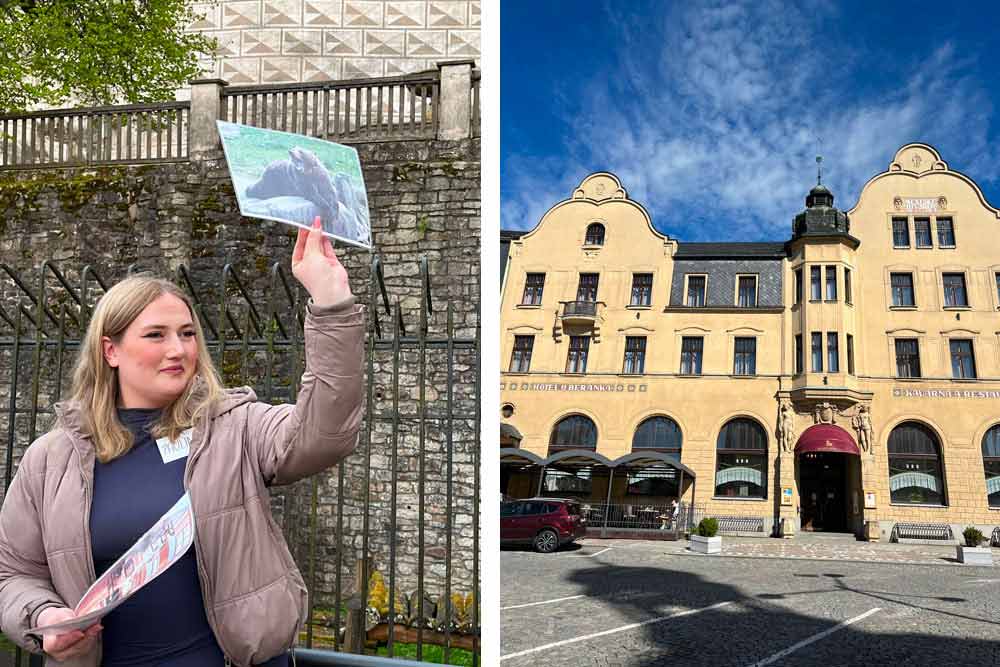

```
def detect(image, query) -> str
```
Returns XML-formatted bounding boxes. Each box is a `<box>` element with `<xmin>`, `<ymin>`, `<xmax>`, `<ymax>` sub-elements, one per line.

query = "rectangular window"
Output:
<box><xmin>679</xmin><ymin>336</ymin><xmax>703</xmax><ymax>375</ymax></box>
<box><xmin>892</xmin><ymin>217</ymin><xmax>909</xmax><ymax>248</ymax></box>
<box><xmin>937</xmin><ymin>217</ymin><xmax>955</xmax><ymax>246</ymax></box>
<box><xmin>890</xmin><ymin>272</ymin><xmax>915</xmax><ymax>307</ymax></box>
<box><xmin>630</xmin><ymin>273</ymin><xmax>653</xmax><ymax>306</ymax></box>
<box><xmin>522</xmin><ymin>273</ymin><xmax>545</xmax><ymax>305</ymax></box>
<box><xmin>825</xmin><ymin>265</ymin><xmax>837</xmax><ymax>301</ymax></box>
<box><xmin>996</xmin><ymin>272</ymin><xmax>1000</xmax><ymax>306</ymax></box>
<box><xmin>509</xmin><ymin>335</ymin><xmax>534</xmax><ymax>373</ymax></box>
<box><xmin>950</xmin><ymin>339</ymin><xmax>976</xmax><ymax>379</ymax></box>
<box><xmin>577</xmin><ymin>273</ymin><xmax>599</xmax><ymax>302</ymax></box>
<box><xmin>811</xmin><ymin>332</ymin><xmax>823</xmax><ymax>372</ymax></box>
<box><xmin>686</xmin><ymin>275</ymin><xmax>706</xmax><ymax>307</ymax></box>
<box><xmin>566</xmin><ymin>336</ymin><xmax>590</xmax><ymax>373</ymax></box>
<box><xmin>844</xmin><ymin>268</ymin><xmax>852</xmax><ymax>305</ymax></box>
<box><xmin>847</xmin><ymin>334</ymin><xmax>855</xmax><ymax>375</ymax></box>
<box><xmin>733</xmin><ymin>337</ymin><xmax>756</xmax><ymax>376</ymax></box>
<box><xmin>895</xmin><ymin>338</ymin><xmax>921</xmax><ymax>378</ymax></box>
<box><xmin>943</xmin><ymin>273</ymin><xmax>968</xmax><ymax>307</ymax></box>
<box><xmin>827</xmin><ymin>332</ymin><xmax>839</xmax><ymax>373</ymax></box>
<box><xmin>794</xmin><ymin>268</ymin><xmax>803</xmax><ymax>304</ymax></box>
<box><xmin>795</xmin><ymin>335</ymin><xmax>803</xmax><ymax>374</ymax></box>
<box><xmin>737</xmin><ymin>276</ymin><xmax>757</xmax><ymax>307</ymax></box>
<box><xmin>810</xmin><ymin>266</ymin><xmax>821</xmax><ymax>301</ymax></box>
<box><xmin>623</xmin><ymin>336</ymin><xmax>646</xmax><ymax>374</ymax></box>
<box><xmin>914</xmin><ymin>217</ymin><xmax>932</xmax><ymax>247</ymax></box>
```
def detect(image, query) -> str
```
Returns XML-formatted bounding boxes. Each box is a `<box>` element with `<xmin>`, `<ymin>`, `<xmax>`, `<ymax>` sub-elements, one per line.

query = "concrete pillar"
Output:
<box><xmin>436</xmin><ymin>60</ymin><xmax>475</xmax><ymax>141</ymax></box>
<box><xmin>188</xmin><ymin>78</ymin><xmax>228</xmax><ymax>156</ymax></box>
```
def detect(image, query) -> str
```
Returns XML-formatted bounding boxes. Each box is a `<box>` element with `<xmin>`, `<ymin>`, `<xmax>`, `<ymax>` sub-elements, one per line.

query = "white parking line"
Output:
<box><xmin>748</xmin><ymin>607</ymin><xmax>881</xmax><ymax>666</ymax></box>
<box><xmin>499</xmin><ymin>601</ymin><xmax>735</xmax><ymax>661</ymax></box>
<box><xmin>569</xmin><ymin>547</ymin><xmax>612</xmax><ymax>558</ymax></box>
<box><xmin>501</xmin><ymin>594</ymin><xmax>586</xmax><ymax>611</ymax></box>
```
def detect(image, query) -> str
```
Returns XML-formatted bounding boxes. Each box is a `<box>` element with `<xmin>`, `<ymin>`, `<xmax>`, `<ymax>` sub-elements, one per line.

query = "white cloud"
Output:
<box><xmin>502</xmin><ymin>1</ymin><xmax>997</xmax><ymax>241</ymax></box>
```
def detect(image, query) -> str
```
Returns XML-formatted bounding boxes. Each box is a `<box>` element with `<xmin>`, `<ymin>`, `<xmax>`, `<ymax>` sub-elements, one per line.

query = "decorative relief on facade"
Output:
<box><xmin>448</xmin><ymin>30</ymin><xmax>480</xmax><ymax>56</ymax></box>
<box><xmin>365</xmin><ymin>30</ymin><xmax>406</xmax><ymax>56</ymax></box>
<box><xmin>283</xmin><ymin>29</ymin><xmax>323</xmax><ymax>55</ymax></box>
<box><xmin>186</xmin><ymin>1</ymin><xmax>478</xmax><ymax>90</ymax></box>
<box><xmin>851</xmin><ymin>404</ymin><xmax>873</xmax><ymax>455</ymax></box>
<box><xmin>407</xmin><ymin>31</ymin><xmax>447</xmax><ymax>57</ymax></box>
<box><xmin>344</xmin><ymin>1</ymin><xmax>383</xmax><ymax>27</ymax></box>
<box><xmin>223</xmin><ymin>1</ymin><xmax>259</xmax><ymax>27</ymax></box>
<box><xmin>191</xmin><ymin>3</ymin><xmax>221</xmax><ymax>30</ymax></box>
<box><xmin>262</xmin><ymin>57</ymin><xmax>301</xmax><ymax>83</ymax></box>
<box><xmin>302</xmin><ymin>57</ymin><xmax>342</xmax><ymax>81</ymax></box>
<box><xmin>812</xmin><ymin>401</ymin><xmax>837</xmax><ymax>425</ymax></box>
<box><xmin>386</xmin><ymin>1</ymin><xmax>427</xmax><ymax>27</ymax></box>
<box><xmin>429</xmin><ymin>1</ymin><xmax>467</xmax><ymax>27</ymax></box>
<box><xmin>303</xmin><ymin>1</ymin><xmax>343</xmax><ymax>26</ymax></box>
<box><xmin>778</xmin><ymin>400</ymin><xmax>796</xmax><ymax>453</ymax></box>
<box><xmin>324</xmin><ymin>29</ymin><xmax>363</xmax><ymax>55</ymax></box>
<box><xmin>243</xmin><ymin>30</ymin><xmax>283</xmax><ymax>56</ymax></box>
<box><xmin>263</xmin><ymin>0</ymin><xmax>302</xmax><ymax>26</ymax></box>
<box><xmin>938</xmin><ymin>196</ymin><xmax>948</xmax><ymax>209</ymax></box>
<box><xmin>893</xmin><ymin>196</ymin><xmax>945</xmax><ymax>212</ymax></box>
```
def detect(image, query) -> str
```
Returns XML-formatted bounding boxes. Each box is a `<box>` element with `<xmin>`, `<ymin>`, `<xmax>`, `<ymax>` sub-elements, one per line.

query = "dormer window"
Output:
<box><xmin>585</xmin><ymin>223</ymin><xmax>605</xmax><ymax>246</ymax></box>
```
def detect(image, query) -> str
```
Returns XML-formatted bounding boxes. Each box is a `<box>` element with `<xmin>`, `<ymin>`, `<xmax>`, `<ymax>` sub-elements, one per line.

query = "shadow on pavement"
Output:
<box><xmin>538</xmin><ymin>561</ymin><xmax>1000</xmax><ymax>667</ymax></box>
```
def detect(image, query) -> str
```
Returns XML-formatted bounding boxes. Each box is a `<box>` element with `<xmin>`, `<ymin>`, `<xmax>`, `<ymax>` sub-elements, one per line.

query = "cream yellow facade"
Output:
<box><xmin>500</xmin><ymin>144</ymin><xmax>1000</xmax><ymax>539</ymax></box>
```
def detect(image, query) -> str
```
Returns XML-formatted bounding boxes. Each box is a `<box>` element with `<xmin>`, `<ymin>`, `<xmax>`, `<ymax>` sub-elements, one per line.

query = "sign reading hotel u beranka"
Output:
<box><xmin>893</xmin><ymin>387</ymin><xmax>1000</xmax><ymax>399</ymax></box>
<box><xmin>501</xmin><ymin>381</ymin><xmax>648</xmax><ymax>392</ymax></box>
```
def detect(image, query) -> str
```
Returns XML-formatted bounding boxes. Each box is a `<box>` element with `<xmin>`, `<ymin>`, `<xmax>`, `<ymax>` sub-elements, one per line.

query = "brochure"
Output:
<box><xmin>29</xmin><ymin>493</ymin><xmax>195</xmax><ymax>635</ymax></box>
<box><xmin>217</xmin><ymin>120</ymin><xmax>373</xmax><ymax>250</ymax></box>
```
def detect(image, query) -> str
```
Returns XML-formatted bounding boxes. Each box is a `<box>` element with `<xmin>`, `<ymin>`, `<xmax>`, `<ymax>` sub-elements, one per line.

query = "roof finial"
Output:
<box><xmin>816</xmin><ymin>155</ymin><xmax>823</xmax><ymax>185</ymax></box>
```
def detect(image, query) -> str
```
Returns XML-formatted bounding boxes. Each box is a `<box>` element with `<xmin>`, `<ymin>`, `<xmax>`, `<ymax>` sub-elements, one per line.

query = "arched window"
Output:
<box><xmin>982</xmin><ymin>425</ymin><xmax>1000</xmax><ymax>507</ymax></box>
<box><xmin>888</xmin><ymin>422</ymin><xmax>946</xmax><ymax>505</ymax></box>
<box><xmin>632</xmin><ymin>417</ymin><xmax>682</xmax><ymax>455</ymax></box>
<box><xmin>549</xmin><ymin>415</ymin><xmax>597</xmax><ymax>451</ymax></box>
<box><xmin>585</xmin><ymin>223</ymin><xmax>605</xmax><ymax>246</ymax></box>
<box><xmin>714</xmin><ymin>418</ymin><xmax>767</xmax><ymax>498</ymax></box>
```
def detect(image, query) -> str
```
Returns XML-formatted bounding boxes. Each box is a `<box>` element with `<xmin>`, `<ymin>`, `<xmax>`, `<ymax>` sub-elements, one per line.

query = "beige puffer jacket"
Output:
<box><xmin>0</xmin><ymin>299</ymin><xmax>365</xmax><ymax>666</ymax></box>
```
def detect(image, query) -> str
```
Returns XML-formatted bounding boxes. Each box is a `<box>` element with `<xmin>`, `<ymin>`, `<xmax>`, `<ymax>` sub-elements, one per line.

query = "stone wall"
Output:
<box><xmin>0</xmin><ymin>133</ymin><xmax>480</xmax><ymax>609</ymax></box>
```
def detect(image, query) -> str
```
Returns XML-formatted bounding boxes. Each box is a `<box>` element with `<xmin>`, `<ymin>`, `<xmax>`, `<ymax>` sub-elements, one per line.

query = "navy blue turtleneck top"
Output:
<box><xmin>89</xmin><ymin>407</ymin><xmax>289</xmax><ymax>666</ymax></box>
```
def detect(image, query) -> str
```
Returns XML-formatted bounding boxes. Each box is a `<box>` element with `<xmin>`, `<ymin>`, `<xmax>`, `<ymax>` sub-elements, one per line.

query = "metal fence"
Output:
<box><xmin>0</xmin><ymin>102</ymin><xmax>191</xmax><ymax>169</ymax></box>
<box><xmin>0</xmin><ymin>254</ymin><xmax>479</xmax><ymax>665</ymax></box>
<box><xmin>221</xmin><ymin>72</ymin><xmax>440</xmax><ymax>142</ymax></box>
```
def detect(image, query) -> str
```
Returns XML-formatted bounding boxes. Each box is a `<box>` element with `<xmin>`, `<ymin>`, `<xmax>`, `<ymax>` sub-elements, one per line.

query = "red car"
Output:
<box><xmin>500</xmin><ymin>497</ymin><xmax>587</xmax><ymax>552</ymax></box>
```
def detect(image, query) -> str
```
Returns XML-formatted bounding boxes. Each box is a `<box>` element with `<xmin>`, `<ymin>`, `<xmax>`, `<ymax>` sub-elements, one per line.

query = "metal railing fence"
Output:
<box><xmin>0</xmin><ymin>254</ymin><xmax>479</xmax><ymax>665</ymax></box>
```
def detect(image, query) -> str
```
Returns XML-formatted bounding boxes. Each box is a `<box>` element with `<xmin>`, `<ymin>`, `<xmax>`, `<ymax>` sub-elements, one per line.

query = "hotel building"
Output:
<box><xmin>500</xmin><ymin>143</ymin><xmax>1000</xmax><ymax>541</ymax></box>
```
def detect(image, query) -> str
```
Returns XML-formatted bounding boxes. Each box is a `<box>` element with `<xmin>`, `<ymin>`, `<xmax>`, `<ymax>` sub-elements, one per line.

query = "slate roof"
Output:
<box><xmin>674</xmin><ymin>242</ymin><xmax>786</xmax><ymax>258</ymax></box>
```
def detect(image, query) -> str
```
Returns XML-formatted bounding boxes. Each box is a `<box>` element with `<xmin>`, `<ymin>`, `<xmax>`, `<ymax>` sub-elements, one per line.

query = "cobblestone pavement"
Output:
<box><xmin>500</xmin><ymin>537</ymin><xmax>1000</xmax><ymax>666</ymax></box>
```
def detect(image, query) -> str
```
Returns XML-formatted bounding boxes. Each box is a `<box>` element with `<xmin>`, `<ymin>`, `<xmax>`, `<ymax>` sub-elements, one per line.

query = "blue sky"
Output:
<box><xmin>501</xmin><ymin>1</ymin><xmax>1000</xmax><ymax>241</ymax></box>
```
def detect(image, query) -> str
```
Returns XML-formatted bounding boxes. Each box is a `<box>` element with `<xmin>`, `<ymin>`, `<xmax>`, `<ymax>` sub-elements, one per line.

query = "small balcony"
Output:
<box><xmin>561</xmin><ymin>300</ymin><xmax>599</xmax><ymax>324</ymax></box>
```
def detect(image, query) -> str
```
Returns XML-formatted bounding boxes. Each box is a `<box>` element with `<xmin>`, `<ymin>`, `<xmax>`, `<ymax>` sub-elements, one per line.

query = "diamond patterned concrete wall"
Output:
<box><xmin>186</xmin><ymin>0</ymin><xmax>479</xmax><ymax>89</ymax></box>
<box><xmin>669</xmin><ymin>259</ymin><xmax>785</xmax><ymax>307</ymax></box>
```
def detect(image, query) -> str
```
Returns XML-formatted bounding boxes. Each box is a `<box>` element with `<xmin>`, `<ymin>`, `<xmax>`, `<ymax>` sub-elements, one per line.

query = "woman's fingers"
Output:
<box><xmin>292</xmin><ymin>225</ymin><xmax>308</xmax><ymax>263</ymax></box>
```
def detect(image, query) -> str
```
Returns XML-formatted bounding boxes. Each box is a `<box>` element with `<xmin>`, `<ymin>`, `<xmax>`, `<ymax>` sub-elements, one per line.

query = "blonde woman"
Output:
<box><xmin>0</xmin><ymin>218</ymin><xmax>364</xmax><ymax>666</ymax></box>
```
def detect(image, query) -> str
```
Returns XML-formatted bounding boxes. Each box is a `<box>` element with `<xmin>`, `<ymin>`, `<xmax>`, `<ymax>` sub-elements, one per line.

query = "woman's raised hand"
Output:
<box><xmin>37</xmin><ymin>607</ymin><xmax>101</xmax><ymax>661</ymax></box>
<box><xmin>291</xmin><ymin>217</ymin><xmax>353</xmax><ymax>307</ymax></box>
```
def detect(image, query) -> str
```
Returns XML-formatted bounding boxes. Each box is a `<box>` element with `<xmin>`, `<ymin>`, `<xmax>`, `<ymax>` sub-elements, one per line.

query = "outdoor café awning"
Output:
<box><xmin>499</xmin><ymin>448</ymin><xmax>695</xmax><ymax>478</ymax></box>
<box><xmin>794</xmin><ymin>424</ymin><xmax>860</xmax><ymax>456</ymax></box>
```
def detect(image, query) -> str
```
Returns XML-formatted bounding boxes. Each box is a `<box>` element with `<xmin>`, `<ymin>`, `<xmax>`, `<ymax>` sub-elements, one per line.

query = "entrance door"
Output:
<box><xmin>798</xmin><ymin>452</ymin><xmax>849</xmax><ymax>532</ymax></box>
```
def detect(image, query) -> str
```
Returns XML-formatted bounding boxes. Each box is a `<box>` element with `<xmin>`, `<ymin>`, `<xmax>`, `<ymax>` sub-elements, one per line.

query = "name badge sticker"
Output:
<box><xmin>156</xmin><ymin>429</ymin><xmax>193</xmax><ymax>464</ymax></box>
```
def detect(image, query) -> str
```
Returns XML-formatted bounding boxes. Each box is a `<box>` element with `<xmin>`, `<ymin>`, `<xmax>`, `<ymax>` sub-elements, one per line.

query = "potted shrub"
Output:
<box><xmin>689</xmin><ymin>518</ymin><xmax>721</xmax><ymax>555</ymax></box>
<box><xmin>957</xmin><ymin>526</ymin><xmax>993</xmax><ymax>566</ymax></box>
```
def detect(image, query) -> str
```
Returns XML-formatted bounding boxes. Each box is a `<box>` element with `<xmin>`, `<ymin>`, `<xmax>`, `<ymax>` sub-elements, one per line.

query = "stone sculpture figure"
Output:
<box><xmin>778</xmin><ymin>401</ymin><xmax>795</xmax><ymax>453</ymax></box>
<box><xmin>853</xmin><ymin>404</ymin><xmax>874</xmax><ymax>454</ymax></box>
<box><xmin>813</xmin><ymin>401</ymin><xmax>836</xmax><ymax>424</ymax></box>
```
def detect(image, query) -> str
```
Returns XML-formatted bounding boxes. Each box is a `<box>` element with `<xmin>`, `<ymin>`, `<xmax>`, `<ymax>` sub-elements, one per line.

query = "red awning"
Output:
<box><xmin>794</xmin><ymin>424</ymin><xmax>860</xmax><ymax>456</ymax></box>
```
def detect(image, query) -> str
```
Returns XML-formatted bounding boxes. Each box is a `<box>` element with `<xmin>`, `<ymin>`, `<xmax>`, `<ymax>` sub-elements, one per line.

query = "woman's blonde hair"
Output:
<box><xmin>68</xmin><ymin>274</ymin><xmax>225</xmax><ymax>463</ymax></box>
